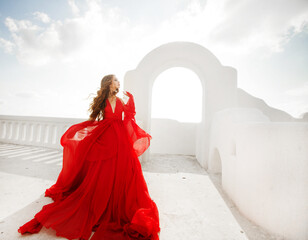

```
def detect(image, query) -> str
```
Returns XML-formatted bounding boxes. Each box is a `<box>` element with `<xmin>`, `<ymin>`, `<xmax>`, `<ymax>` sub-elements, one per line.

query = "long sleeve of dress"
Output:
<box><xmin>123</xmin><ymin>92</ymin><xmax>152</xmax><ymax>157</ymax></box>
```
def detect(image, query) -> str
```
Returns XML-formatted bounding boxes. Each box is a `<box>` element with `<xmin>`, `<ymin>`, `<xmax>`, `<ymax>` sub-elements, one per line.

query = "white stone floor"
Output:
<box><xmin>0</xmin><ymin>143</ymin><xmax>282</xmax><ymax>240</ymax></box>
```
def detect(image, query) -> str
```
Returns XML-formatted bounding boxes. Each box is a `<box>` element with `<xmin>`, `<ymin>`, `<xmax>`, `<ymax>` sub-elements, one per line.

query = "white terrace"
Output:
<box><xmin>0</xmin><ymin>41</ymin><xmax>307</xmax><ymax>240</ymax></box>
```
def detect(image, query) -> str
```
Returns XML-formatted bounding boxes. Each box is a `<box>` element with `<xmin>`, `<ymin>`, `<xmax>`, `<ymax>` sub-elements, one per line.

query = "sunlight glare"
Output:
<box><xmin>151</xmin><ymin>67</ymin><xmax>202</xmax><ymax>123</ymax></box>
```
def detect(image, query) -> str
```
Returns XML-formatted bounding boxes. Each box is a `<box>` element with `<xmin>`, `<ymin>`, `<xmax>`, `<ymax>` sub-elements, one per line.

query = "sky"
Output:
<box><xmin>0</xmin><ymin>0</ymin><xmax>307</xmax><ymax>122</ymax></box>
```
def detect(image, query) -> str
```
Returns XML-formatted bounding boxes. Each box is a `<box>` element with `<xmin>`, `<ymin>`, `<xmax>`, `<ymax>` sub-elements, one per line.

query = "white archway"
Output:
<box><xmin>124</xmin><ymin>41</ymin><xmax>237</xmax><ymax>169</ymax></box>
<box><xmin>149</xmin><ymin>67</ymin><xmax>202</xmax><ymax>155</ymax></box>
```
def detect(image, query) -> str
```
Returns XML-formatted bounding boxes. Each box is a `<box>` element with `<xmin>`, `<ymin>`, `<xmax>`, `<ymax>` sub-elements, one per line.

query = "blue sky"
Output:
<box><xmin>0</xmin><ymin>0</ymin><xmax>307</xmax><ymax>121</ymax></box>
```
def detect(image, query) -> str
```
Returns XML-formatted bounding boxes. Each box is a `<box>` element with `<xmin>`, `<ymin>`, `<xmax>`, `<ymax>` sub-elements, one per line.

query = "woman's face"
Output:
<box><xmin>110</xmin><ymin>75</ymin><xmax>120</xmax><ymax>93</ymax></box>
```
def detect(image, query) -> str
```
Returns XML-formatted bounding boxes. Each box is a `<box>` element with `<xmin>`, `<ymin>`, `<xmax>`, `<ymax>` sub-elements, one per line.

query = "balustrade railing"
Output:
<box><xmin>0</xmin><ymin>115</ymin><xmax>144</xmax><ymax>150</ymax></box>
<box><xmin>0</xmin><ymin>115</ymin><xmax>87</xmax><ymax>149</ymax></box>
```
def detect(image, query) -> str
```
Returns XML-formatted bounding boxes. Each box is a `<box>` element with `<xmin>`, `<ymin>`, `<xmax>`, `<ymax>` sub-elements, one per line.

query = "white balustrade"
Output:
<box><xmin>0</xmin><ymin>115</ymin><xmax>144</xmax><ymax>151</ymax></box>
<box><xmin>0</xmin><ymin>115</ymin><xmax>86</xmax><ymax>149</ymax></box>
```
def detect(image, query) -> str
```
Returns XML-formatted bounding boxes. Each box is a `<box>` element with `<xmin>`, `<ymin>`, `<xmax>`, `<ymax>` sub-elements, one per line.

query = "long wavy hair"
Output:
<box><xmin>87</xmin><ymin>74</ymin><xmax>119</xmax><ymax>121</ymax></box>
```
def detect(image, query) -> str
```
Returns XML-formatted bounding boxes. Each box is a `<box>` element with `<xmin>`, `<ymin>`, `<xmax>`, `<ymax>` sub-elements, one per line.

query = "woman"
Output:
<box><xmin>17</xmin><ymin>74</ymin><xmax>161</xmax><ymax>240</ymax></box>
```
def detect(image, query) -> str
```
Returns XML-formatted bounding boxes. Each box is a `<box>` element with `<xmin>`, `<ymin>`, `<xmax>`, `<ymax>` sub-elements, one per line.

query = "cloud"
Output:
<box><xmin>68</xmin><ymin>0</ymin><xmax>80</xmax><ymax>16</ymax></box>
<box><xmin>2</xmin><ymin>15</ymin><xmax>88</xmax><ymax>65</ymax></box>
<box><xmin>157</xmin><ymin>0</ymin><xmax>308</xmax><ymax>57</ymax></box>
<box><xmin>209</xmin><ymin>0</ymin><xmax>308</xmax><ymax>55</ymax></box>
<box><xmin>0</xmin><ymin>0</ymin><xmax>307</xmax><ymax>67</ymax></box>
<box><xmin>0</xmin><ymin>0</ymin><xmax>137</xmax><ymax>66</ymax></box>
<box><xmin>33</xmin><ymin>11</ymin><xmax>51</xmax><ymax>23</ymax></box>
<box><xmin>0</xmin><ymin>37</ymin><xmax>14</xmax><ymax>53</ymax></box>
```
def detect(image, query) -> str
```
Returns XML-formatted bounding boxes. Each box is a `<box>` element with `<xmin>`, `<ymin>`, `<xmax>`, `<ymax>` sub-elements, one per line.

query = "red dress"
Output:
<box><xmin>17</xmin><ymin>92</ymin><xmax>160</xmax><ymax>240</ymax></box>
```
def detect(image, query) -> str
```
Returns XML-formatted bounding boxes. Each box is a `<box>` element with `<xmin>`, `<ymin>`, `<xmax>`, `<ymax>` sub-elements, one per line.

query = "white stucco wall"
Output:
<box><xmin>150</xmin><ymin>118</ymin><xmax>196</xmax><ymax>155</ymax></box>
<box><xmin>209</xmin><ymin>108</ymin><xmax>308</xmax><ymax>240</ymax></box>
<box><xmin>235</xmin><ymin>122</ymin><xmax>308</xmax><ymax>240</ymax></box>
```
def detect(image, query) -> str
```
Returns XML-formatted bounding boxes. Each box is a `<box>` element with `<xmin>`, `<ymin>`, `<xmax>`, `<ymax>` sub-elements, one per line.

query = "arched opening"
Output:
<box><xmin>149</xmin><ymin>67</ymin><xmax>202</xmax><ymax>155</ymax></box>
<box><xmin>124</xmin><ymin>41</ymin><xmax>237</xmax><ymax>167</ymax></box>
<box><xmin>151</xmin><ymin>67</ymin><xmax>202</xmax><ymax>123</ymax></box>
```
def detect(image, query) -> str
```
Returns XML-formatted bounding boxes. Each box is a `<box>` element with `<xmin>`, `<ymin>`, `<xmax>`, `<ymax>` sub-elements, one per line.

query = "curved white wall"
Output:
<box><xmin>209</xmin><ymin>108</ymin><xmax>308</xmax><ymax>240</ymax></box>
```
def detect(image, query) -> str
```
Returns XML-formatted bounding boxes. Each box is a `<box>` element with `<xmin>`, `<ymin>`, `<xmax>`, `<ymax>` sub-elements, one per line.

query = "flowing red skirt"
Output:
<box><xmin>17</xmin><ymin>118</ymin><xmax>160</xmax><ymax>240</ymax></box>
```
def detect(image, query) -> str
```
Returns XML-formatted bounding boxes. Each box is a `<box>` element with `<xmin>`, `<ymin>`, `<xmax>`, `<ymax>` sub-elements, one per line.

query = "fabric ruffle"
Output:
<box><xmin>18</xmin><ymin>217</ymin><xmax>42</xmax><ymax>234</ymax></box>
<box><xmin>123</xmin><ymin>207</ymin><xmax>160</xmax><ymax>240</ymax></box>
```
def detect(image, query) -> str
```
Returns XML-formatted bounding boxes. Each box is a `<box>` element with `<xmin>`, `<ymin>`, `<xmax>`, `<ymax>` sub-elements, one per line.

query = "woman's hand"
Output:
<box><xmin>123</xmin><ymin>91</ymin><xmax>132</xmax><ymax>98</ymax></box>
